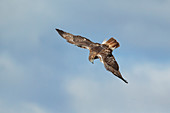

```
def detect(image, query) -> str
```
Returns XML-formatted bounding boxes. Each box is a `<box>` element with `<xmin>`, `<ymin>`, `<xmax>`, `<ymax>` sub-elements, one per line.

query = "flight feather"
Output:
<box><xmin>56</xmin><ymin>29</ymin><xmax>94</xmax><ymax>49</ymax></box>
<box><xmin>56</xmin><ymin>28</ymin><xmax>128</xmax><ymax>84</ymax></box>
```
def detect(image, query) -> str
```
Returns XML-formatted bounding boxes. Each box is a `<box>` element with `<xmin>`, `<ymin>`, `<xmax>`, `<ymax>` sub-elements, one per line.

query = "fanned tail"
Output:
<box><xmin>103</xmin><ymin>38</ymin><xmax>120</xmax><ymax>50</ymax></box>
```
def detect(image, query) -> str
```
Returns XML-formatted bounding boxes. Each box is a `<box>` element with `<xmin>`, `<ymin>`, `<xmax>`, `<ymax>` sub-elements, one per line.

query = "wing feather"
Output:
<box><xmin>98</xmin><ymin>51</ymin><xmax>128</xmax><ymax>83</ymax></box>
<box><xmin>56</xmin><ymin>29</ymin><xmax>94</xmax><ymax>49</ymax></box>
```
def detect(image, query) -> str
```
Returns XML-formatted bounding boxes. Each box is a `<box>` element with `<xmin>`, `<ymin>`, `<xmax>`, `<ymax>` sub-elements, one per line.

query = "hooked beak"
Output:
<box><xmin>90</xmin><ymin>59</ymin><xmax>94</xmax><ymax>64</ymax></box>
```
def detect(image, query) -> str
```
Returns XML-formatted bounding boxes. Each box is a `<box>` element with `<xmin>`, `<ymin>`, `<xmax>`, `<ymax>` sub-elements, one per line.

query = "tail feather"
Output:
<box><xmin>103</xmin><ymin>38</ymin><xmax>120</xmax><ymax>50</ymax></box>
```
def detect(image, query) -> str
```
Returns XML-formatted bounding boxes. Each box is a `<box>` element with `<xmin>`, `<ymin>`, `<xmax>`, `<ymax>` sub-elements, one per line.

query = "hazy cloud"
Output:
<box><xmin>0</xmin><ymin>100</ymin><xmax>52</xmax><ymax>113</ymax></box>
<box><xmin>66</xmin><ymin>62</ymin><xmax>170</xmax><ymax>113</ymax></box>
<box><xmin>0</xmin><ymin>0</ymin><xmax>170</xmax><ymax>113</ymax></box>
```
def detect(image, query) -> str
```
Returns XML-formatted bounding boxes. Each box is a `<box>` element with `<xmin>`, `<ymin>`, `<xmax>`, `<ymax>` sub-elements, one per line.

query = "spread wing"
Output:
<box><xmin>56</xmin><ymin>29</ymin><xmax>94</xmax><ymax>50</ymax></box>
<box><xmin>98</xmin><ymin>51</ymin><xmax>128</xmax><ymax>83</ymax></box>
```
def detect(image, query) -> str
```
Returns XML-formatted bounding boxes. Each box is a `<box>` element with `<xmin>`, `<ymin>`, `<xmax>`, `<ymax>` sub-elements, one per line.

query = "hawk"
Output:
<box><xmin>56</xmin><ymin>29</ymin><xmax>128</xmax><ymax>83</ymax></box>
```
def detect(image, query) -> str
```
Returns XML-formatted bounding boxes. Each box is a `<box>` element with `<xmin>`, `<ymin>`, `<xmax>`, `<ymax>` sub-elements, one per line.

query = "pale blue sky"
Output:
<box><xmin>0</xmin><ymin>0</ymin><xmax>170</xmax><ymax>113</ymax></box>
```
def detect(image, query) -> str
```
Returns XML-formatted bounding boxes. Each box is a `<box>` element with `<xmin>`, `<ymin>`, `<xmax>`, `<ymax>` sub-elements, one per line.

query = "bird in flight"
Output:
<box><xmin>56</xmin><ymin>29</ymin><xmax>128</xmax><ymax>83</ymax></box>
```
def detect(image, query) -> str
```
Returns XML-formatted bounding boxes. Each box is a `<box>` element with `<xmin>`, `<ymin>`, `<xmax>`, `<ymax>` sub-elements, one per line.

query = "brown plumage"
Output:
<box><xmin>56</xmin><ymin>28</ymin><xmax>128</xmax><ymax>84</ymax></box>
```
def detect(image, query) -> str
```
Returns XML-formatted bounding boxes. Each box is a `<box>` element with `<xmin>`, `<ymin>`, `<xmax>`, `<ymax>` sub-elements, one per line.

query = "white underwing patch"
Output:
<box><xmin>97</xmin><ymin>54</ymin><xmax>104</xmax><ymax>64</ymax></box>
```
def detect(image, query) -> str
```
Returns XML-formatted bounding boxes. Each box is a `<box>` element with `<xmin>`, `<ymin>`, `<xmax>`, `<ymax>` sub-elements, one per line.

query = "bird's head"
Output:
<box><xmin>89</xmin><ymin>55</ymin><xmax>95</xmax><ymax>64</ymax></box>
<box><xmin>89</xmin><ymin>54</ymin><xmax>98</xmax><ymax>64</ymax></box>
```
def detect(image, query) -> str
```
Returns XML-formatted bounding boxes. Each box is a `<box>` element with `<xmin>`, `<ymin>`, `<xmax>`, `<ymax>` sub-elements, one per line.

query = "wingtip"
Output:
<box><xmin>55</xmin><ymin>28</ymin><xmax>65</xmax><ymax>36</ymax></box>
<box><xmin>125</xmin><ymin>80</ymin><xmax>128</xmax><ymax>84</ymax></box>
<box><xmin>121</xmin><ymin>77</ymin><xmax>128</xmax><ymax>84</ymax></box>
<box><xmin>55</xmin><ymin>28</ymin><xmax>60</xmax><ymax>32</ymax></box>
<box><xmin>114</xmin><ymin>71</ymin><xmax>128</xmax><ymax>84</ymax></box>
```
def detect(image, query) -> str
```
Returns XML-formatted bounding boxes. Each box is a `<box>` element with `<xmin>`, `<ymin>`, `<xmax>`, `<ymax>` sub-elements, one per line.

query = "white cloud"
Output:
<box><xmin>0</xmin><ymin>52</ymin><xmax>26</xmax><ymax>84</ymax></box>
<box><xmin>0</xmin><ymin>100</ymin><xmax>52</xmax><ymax>113</ymax></box>
<box><xmin>1</xmin><ymin>0</ymin><xmax>170</xmax><ymax>50</ymax></box>
<box><xmin>130</xmin><ymin>62</ymin><xmax>170</xmax><ymax>97</ymax></box>
<box><xmin>0</xmin><ymin>0</ymin><xmax>63</xmax><ymax>49</ymax></box>
<box><xmin>98</xmin><ymin>0</ymin><xmax>170</xmax><ymax>50</ymax></box>
<box><xmin>0</xmin><ymin>0</ymin><xmax>170</xmax><ymax>113</ymax></box>
<box><xmin>65</xmin><ymin>62</ymin><xmax>170</xmax><ymax>113</ymax></box>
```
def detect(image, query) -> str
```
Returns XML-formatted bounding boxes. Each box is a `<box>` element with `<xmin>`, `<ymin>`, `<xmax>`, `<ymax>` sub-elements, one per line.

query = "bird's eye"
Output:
<box><xmin>108</xmin><ymin>54</ymin><xmax>112</xmax><ymax>57</ymax></box>
<box><xmin>94</xmin><ymin>56</ymin><xmax>98</xmax><ymax>59</ymax></box>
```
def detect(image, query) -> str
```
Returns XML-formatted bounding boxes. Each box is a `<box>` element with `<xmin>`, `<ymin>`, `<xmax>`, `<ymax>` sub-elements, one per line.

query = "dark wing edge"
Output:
<box><xmin>104</xmin><ymin>62</ymin><xmax>128</xmax><ymax>84</ymax></box>
<box><xmin>56</xmin><ymin>28</ymin><xmax>94</xmax><ymax>50</ymax></box>
<box><xmin>98</xmin><ymin>53</ymin><xmax>128</xmax><ymax>84</ymax></box>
